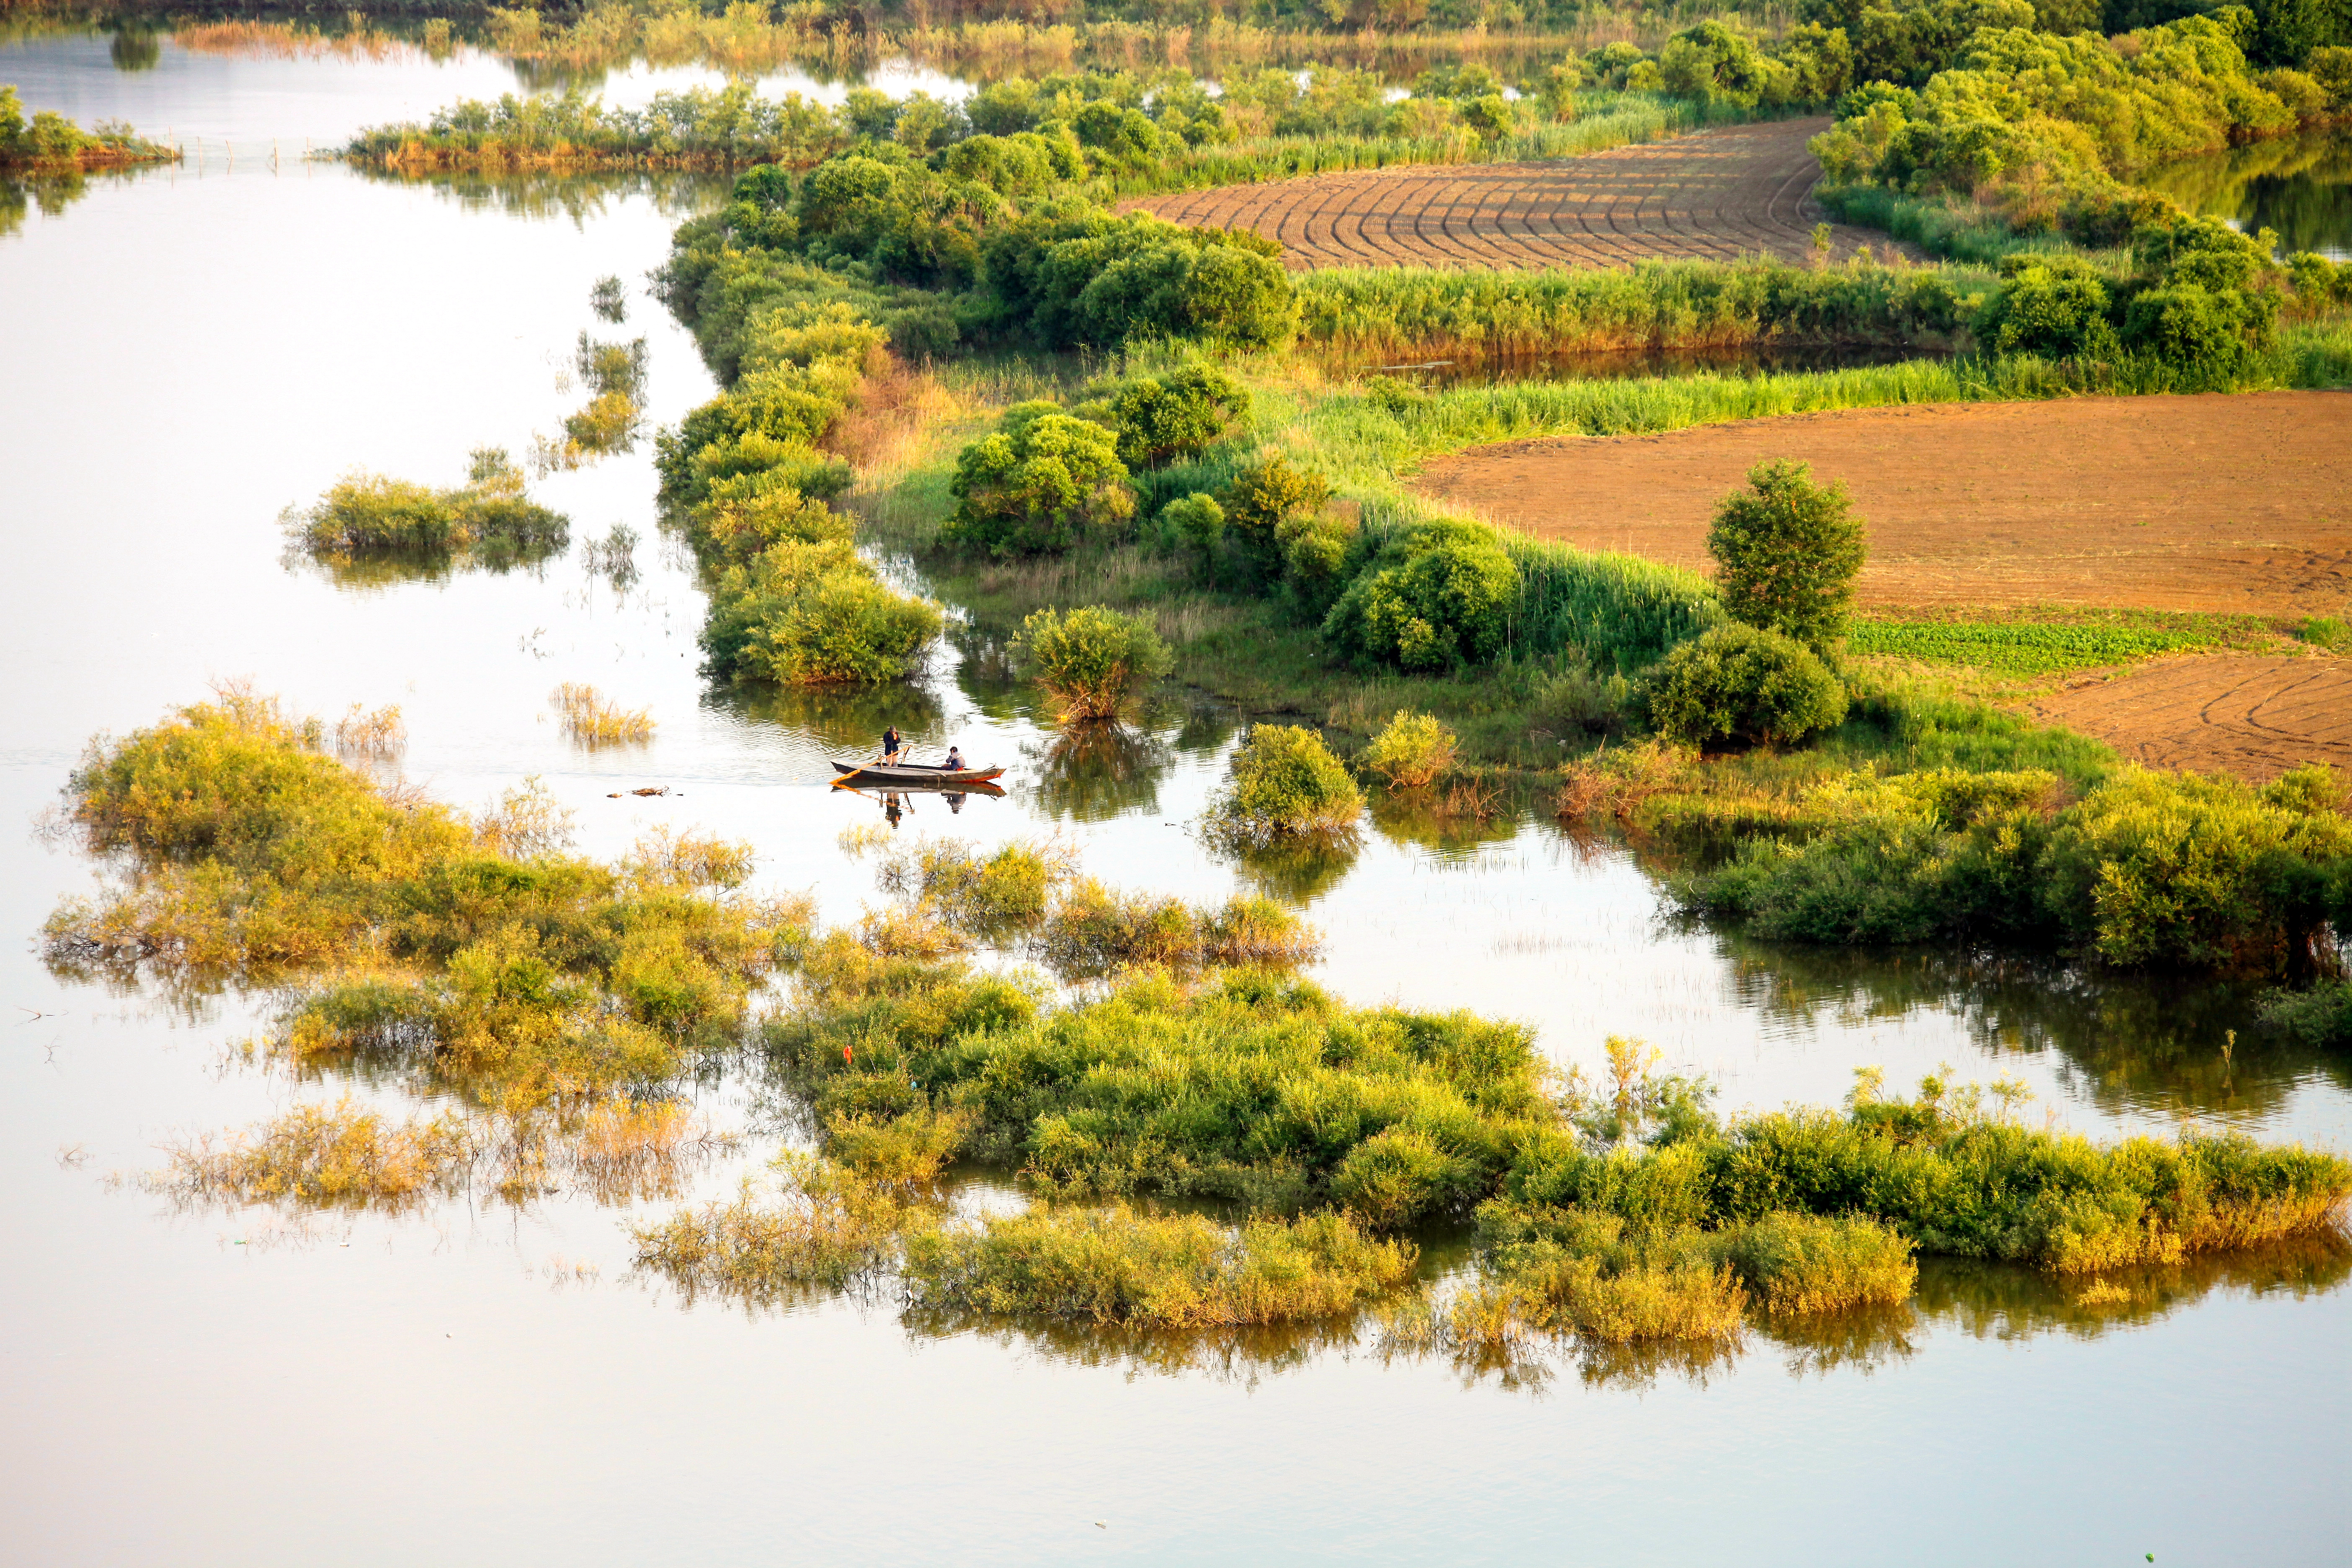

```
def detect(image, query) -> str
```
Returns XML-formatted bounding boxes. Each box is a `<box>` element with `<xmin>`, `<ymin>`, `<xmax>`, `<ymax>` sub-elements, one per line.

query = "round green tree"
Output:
<box><xmin>1013</xmin><ymin>605</ymin><xmax>1175</xmax><ymax>720</ymax></box>
<box><xmin>1642</xmin><ymin>623</ymin><xmax>1847</xmax><ymax>748</ymax></box>
<box><xmin>1706</xmin><ymin>459</ymin><xmax>1867</xmax><ymax>653</ymax></box>
<box><xmin>944</xmin><ymin>404</ymin><xmax>1135</xmax><ymax>558</ymax></box>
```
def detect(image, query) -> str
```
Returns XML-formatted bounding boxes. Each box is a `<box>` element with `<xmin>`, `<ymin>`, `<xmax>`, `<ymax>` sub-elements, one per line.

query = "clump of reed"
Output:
<box><xmin>550</xmin><ymin>682</ymin><xmax>654</xmax><ymax>745</ymax></box>
<box><xmin>1360</xmin><ymin>710</ymin><xmax>1457</xmax><ymax>790</ymax></box>
<box><xmin>629</xmin><ymin>1153</ymin><xmax>935</xmax><ymax>1308</ymax></box>
<box><xmin>331</xmin><ymin>702</ymin><xmax>404</xmax><ymax>761</ymax></box>
<box><xmin>1554</xmin><ymin>738</ymin><xmax>1698</xmax><ymax>821</ymax></box>
<box><xmin>903</xmin><ymin>1205</ymin><xmax>1417</xmax><ymax>1328</ymax></box>
<box><xmin>1035</xmin><ymin>880</ymin><xmax>1320</xmax><ymax>978</ymax></box>
<box><xmin>156</xmin><ymin>1098</ymin><xmax>476</xmax><ymax>1209</ymax></box>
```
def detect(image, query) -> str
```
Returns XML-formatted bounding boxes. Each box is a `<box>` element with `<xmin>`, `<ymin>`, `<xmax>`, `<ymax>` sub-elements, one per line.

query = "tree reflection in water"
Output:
<box><xmin>1707</xmin><ymin>936</ymin><xmax>2352</xmax><ymax>1122</ymax></box>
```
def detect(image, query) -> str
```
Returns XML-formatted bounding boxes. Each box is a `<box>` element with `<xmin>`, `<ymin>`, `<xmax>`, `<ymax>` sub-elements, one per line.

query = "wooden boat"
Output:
<box><xmin>830</xmin><ymin>760</ymin><xmax>1006</xmax><ymax>786</ymax></box>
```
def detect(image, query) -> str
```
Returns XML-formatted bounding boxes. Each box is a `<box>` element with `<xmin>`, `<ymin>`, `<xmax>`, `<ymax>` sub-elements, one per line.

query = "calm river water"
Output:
<box><xmin>3</xmin><ymin>36</ymin><xmax>2347</xmax><ymax>1566</ymax></box>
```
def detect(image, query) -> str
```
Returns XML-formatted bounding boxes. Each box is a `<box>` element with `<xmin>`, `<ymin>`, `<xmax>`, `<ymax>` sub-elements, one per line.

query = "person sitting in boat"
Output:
<box><xmin>880</xmin><ymin>725</ymin><xmax>903</xmax><ymax>764</ymax></box>
<box><xmin>943</xmin><ymin>746</ymin><xmax>965</xmax><ymax>771</ymax></box>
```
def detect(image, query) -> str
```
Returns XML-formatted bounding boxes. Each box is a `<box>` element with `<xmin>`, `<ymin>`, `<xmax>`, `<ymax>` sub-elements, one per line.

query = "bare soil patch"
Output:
<box><xmin>2030</xmin><ymin>655</ymin><xmax>2352</xmax><ymax>781</ymax></box>
<box><xmin>1411</xmin><ymin>391</ymin><xmax>2352</xmax><ymax>617</ymax></box>
<box><xmin>1125</xmin><ymin>118</ymin><xmax>1894</xmax><ymax>270</ymax></box>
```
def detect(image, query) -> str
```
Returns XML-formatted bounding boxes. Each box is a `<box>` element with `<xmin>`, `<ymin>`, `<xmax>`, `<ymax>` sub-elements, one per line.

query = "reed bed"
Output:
<box><xmin>550</xmin><ymin>682</ymin><xmax>655</xmax><ymax>745</ymax></box>
<box><xmin>331</xmin><ymin>702</ymin><xmax>405</xmax><ymax>762</ymax></box>
<box><xmin>904</xmin><ymin>1206</ymin><xmax>1417</xmax><ymax>1328</ymax></box>
<box><xmin>157</xmin><ymin>1098</ymin><xmax>476</xmax><ymax>1210</ymax></box>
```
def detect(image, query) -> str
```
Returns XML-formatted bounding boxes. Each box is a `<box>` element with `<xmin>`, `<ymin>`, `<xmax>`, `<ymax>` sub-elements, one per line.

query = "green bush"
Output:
<box><xmin>982</xmin><ymin>208</ymin><xmax>1298</xmax><ymax>351</ymax></box>
<box><xmin>1218</xmin><ymin>453</ymin><xmax>1332</xmax><ymax>582</ymax></box>
<box><xmin>1642</xmin><ymin>624</ymin><xmax>1849</xmax><ymax>747</ymax></box>
<box><xmin>1706</xmin><ymin>459</ymin><xmax>1868</xmax><ymax>652</ymax></box>
<box><xmin>1981</xmin><ymin>255</ymin><xmax>2121</xmax><ymax>358</ymax></box>
<box><xmin>1361</xmin><ymin>712</ymin><xmax>1460</xmax><ymax>789</ymax></box>
<box><xmin>701</xmin><ymin>540</ymin><xmax>942</xmax><ymax>685</ymax></box>
<box><xmin>285</xmin><ymin>448</ymin><xmax>567</xmax><ymax>564</ymax></box>
<box><xmin>1209</xmin><ymin>725</ymin><xmax>1364</xmax><ymax>843</ymax></box>
<box><xmin>1679</xmin><ymin>762</ymin><xmax>2352</xmax><ymax>971</ymax></box>
<box><xmin>1082</xmin><ymin>364</ymin><xmax>1248</xmax><ymax>470</ymax></box>
<box><xmin>944</xmin><ymin>402</ymin><xmax>1136</xmax><ymax>557</ymax></box>
<box><xmin>687</xmin><ymin>481</ymin><xmax>855</xmax><ymax>571</ymax></box>
<box><xmin>1323</xmin><ymin>521</ymin><xmax>1521</xmax><ymax>673</ymax></box>
<box><xmin>1011</xmin><ymin>605</ymin><xmax>1174</xmax><ymax>720</ymax></box>
<box><xmin>2259</xmin><ymin>981</ymin><xmax>2352</xmax><ymax>1046</ymax></box>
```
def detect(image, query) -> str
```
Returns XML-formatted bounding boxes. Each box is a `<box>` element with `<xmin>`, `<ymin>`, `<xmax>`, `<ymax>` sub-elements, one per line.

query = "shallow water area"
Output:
<box><xmin>2</xmin><ymin>46</ymin><xmax>2349</xmax><ymax>1567</ymax></box>
<box><xmin>2145</xmin><ymin>124</ymin><xmax>2352</xmax><ymax>260</ymax></box>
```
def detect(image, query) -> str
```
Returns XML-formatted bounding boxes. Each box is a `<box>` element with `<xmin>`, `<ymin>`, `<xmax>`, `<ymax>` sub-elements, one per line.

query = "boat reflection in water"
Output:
<box><xmin>832</xmin><ymin>774</ymin><xmax>1008</xmax><ymax>828</ymax></box>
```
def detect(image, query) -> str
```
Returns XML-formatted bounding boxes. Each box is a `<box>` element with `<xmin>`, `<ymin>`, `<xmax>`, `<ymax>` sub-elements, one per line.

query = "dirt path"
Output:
<box><xmin>2030</xmin><ymin>656</ymin><xmax>2352</xmax><ymax>781</ymax></box>
<box><xmin>1410</xmin><ymin>391</ymin><xmax>2352</xmax><ymax>617</ymax></box>
<box><xmin>1125</xmin><ymin>118</ymin><xmax>1893</xmax><ymax>271</ymax></box>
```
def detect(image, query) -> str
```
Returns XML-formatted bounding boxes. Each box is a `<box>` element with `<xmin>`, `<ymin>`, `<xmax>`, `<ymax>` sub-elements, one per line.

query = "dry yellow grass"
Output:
<box><xmin>551</xmin><ymin>682</ymin><xmax>654</xmax><ymax>745</ymax></box>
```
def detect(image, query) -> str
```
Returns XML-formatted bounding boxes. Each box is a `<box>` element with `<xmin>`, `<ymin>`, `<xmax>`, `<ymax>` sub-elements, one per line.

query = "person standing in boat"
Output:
<box><xmin>880</xmin><ymin>725</ymin><xmax>903</xmax><ymax>765</ymax></box>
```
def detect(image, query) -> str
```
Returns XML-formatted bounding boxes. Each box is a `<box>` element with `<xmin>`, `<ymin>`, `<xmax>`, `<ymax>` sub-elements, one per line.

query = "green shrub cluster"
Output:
<box><xmin>1207</xmin><ymin>724</ymin><xmax>1365</xmax><ymax>845</ymax></box>
<box><xmin>945</xmin><ymin>403</ymin><xmax>1137</xmax><ymax>557</ymax></box>
<box><xmin>284</xmin><ymin>449</ymin><xmax>568</xmax><ymax>568</ymax></box>
<box><xmin>2259</xmin><ymin>979</ymin><xmax>2352</xmax><ymax>1045</ymax></box>
<box><xmin>1324</xmin><ymin>519</ymin><xmax>1522</xmax><ymax>673</ymax></box>
<box><xmin>43</xmin><ymin>692</ymin><xmax>808</xmax><ymax>1103</ymax></box>
<box><xmin>1642</xmin><ymin>624</ymin><xmax>1852</xmax><ymax>747</ymax></box>
<box><xmin>1678</xmin><ymin>761</ymin><xmax>2352</xmax><ymax>971</ymax></box>
<box><xmin>740</xmin><ymin>932</ymin><xmax>2350</xmax><ymax>1341</ymax></box>
<box><xmin>1011</xmin><ymin>604</ymin><xmax>1173</xmax><ymax>719</ymax></box>
<box><xmin>0</xmin><ymin>84</ymin><xmax>173</xmax><ymax>170</ymax></box>
<box><xmin>650</xmin><ymin>255</ymin><xmax>942</xmax><ymax>686</ymax></box>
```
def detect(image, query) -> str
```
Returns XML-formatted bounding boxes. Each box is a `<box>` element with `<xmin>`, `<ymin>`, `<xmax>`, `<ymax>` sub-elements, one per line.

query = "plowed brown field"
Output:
<box><xmin>1411</xmin><ymin>392</ymin><xmax>2352</xmax><ymax>616</ymax></box>
<box><xmin>1124</xmin><ymin>117</ymin><xmax>1892</xmax><ymax>270</ymax></box>
<box><xmin>2029</xmin><ymin>656</ymin><xmax>2352</xmax><ymax>781</ymax></box>
<box><xmin>1409</xmin><ymin>389</ymin><xmax>2352</xmax><ymax>778</ymax></box>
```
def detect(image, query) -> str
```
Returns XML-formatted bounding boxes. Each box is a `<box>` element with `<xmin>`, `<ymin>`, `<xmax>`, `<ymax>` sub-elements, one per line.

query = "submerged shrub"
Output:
<box><xmin>1012</xmin><ymin>604</ymin><xmax>1173</xmax><ymax>720</ymax></box>
<box><xmin>1035</xmin><ymin>881</ymin><xmax>1320</xmax><ymax>977</ymax></box>
<box><xmin>701</xmin><ymin>539</ymin><xmax>941</xmax><ymax>685</ymax></box>
<box><xmin>1361</xmin><ymin>712</ymin><xmax>1459</xmax><ymax>790</ymax></box>
<box><xmin>2259</xmin><ymin>981</ymin><xmax>2352</xmax><ymax>1047</ymax></box>
<box><xmin>1705</xmin><ymin>459</ymin><xmax>1867</xmax><ymax>653</ymax></box>
<box><xmin>632</xmin><ymin>1154</ymin><xmax>931</xmax><ymax>1307</ymax></box>
<box><xmin>944</xmin><ymin>403</ymin><xmax>1136</xmax><ymax>558</ymax></box>
<box><xmin>285</xmin><ymin>448</ymin><xmax>567</xmax><ymax>565</ymax></box>
<box><xmin>158</xmin><ymin>1099</ymin><xmax>476</xmax><ymax>1209</ymax></box>
<box><xmin>1642</xmin><ymin>624</ymin><xmax>1848</xmax><ymax>748</ymax></box>
<box><xmin>1207</xmin><ymin>725</ymin><xmax>1363</xmax><ymax>844</ymax></box>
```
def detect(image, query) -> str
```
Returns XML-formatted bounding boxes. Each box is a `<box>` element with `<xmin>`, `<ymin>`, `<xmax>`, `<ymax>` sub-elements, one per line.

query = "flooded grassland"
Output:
<box><xmin>2</xmin><ymin>38</ymin><xmax>2349</xmax><ymax>1568</ymax></box>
